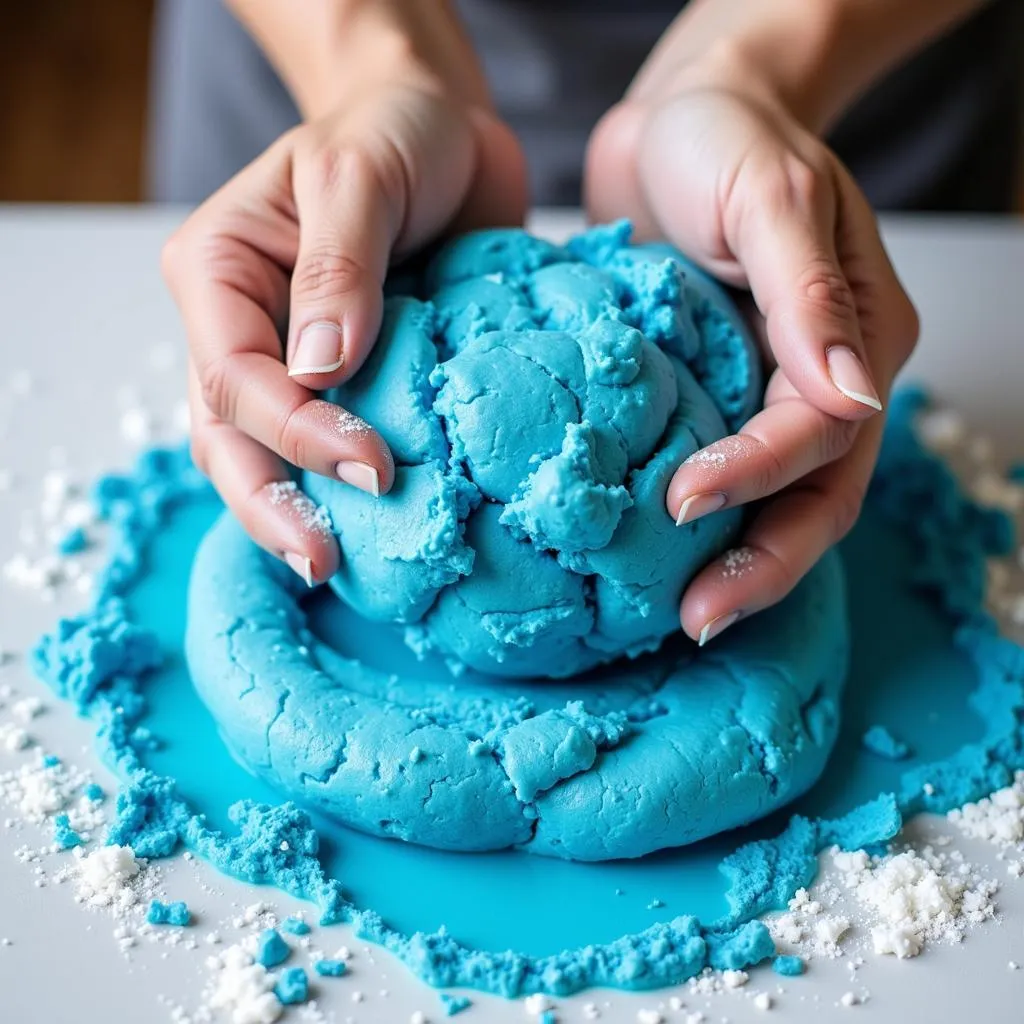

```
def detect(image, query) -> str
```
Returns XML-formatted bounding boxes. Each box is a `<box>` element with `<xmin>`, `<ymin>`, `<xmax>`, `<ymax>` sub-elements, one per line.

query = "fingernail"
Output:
<box><xmin>675</xmin><ymin>491</ymin><xmax>727</xmax><ymax>526</ymax></box>
<box><xmin>826</xmin><ymin>345</ymin><xmax>882</xmax><ymax>412</ymax></box>
<box><xmin>288</xmin><ymin>321</ymin><xmax>344</xmax><ymax>377</ymax></box>
<box><xmin>284</xmin><ymin>551</ymin><xmax>314</xmax><ymax>587</ymax></box>
<box><xmin>336</xmin><ymin>460</ymin><xmax>380</xmax><ymax>497</ymax></box>
<box><xmin>698</xmin><ymin>610</ymin><xmax>741</xmax><ymax>647</ymax></box>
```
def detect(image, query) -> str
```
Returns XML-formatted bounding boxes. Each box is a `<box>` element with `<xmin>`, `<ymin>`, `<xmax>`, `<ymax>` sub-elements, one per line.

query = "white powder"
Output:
<box><xmin>265</xmin><ymin>481</ymin><xmax>333</xmax><ymax>538</ymax></box>
<box><xmin>524</xmin><ymin>993</ymin><xmax>553</xmax><ymax>1015</ymax></box>
<box><xmin>720</xmin><ymin>547</ymin><xmax>756</xmax><ymax>579</ymax></box>
<box><xmin>832</xmin><ymin>847</ymin><xmax>997</xmax><ymax>958</ymax></box>
<box><xmin>916</xmin><ymin>408</ymin><xmax>966</xmax><ymax>451</ymax></box>
<box><xmin>335</xmin><ymin>408</ymin><xmax>372</xmax><ymax>438</ymax></box>
<box><xmin>636</xmin><ymin>1010</ymin><xmax>662</xmax><ymax>1024</ymax></box>
<box><xmin>205</xmin><ymin>944</ymin><xmax>282</xmax><ymax>1024</ymax></box>
<box><xmin>410</xmin><ymin>1012</ymin><xmax>428</xmax><ymax>1024</ymax></box>
<box><xmin>721</xmin><ymin>970</ymin><xmax>747</xmax><ymax>989</ymax></box>
<box><xmin>120</xmin><ymin>408</ymin><xmax>154</xmax><ymax>446</ymax></box>
<box><xmin>948</xmin><ymin>772</ymin><xmax>1024</xmax><ymax>846</ymax></box>
<box><xmin>75</xmin><ymin>845</ymin><xmax>141</xmax><ymax>906</ymax></box>
<box><xmin>11</xmin><ymin>697</ymin><xmax>44</xmax><ymax>722</ymax></box>
<box><xmin>0</xmin><ymin>723</ymin><xmax>31</xmax><ymax>752</ymax></box>
<box><xmin>752</xmin><ymin>992</ymin><xmax>772</xmax><ymax>1011</ymax></box>
<box><xmin>582</xmin><ymin>1002</ymin><xmax>601</xmax><ymax>1019</ymax></box>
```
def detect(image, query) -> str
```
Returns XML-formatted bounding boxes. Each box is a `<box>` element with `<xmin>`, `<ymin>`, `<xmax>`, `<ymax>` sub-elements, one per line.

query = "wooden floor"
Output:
<box><xmin>0</xmin><ymin>1</ymin><xmax>154</xmax><ymax>202</ymax></box>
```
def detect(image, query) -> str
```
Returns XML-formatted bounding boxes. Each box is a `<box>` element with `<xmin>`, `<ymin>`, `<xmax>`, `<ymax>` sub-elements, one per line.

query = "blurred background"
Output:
<box><xmin>1</xmin><ymin>1</ymin><xmax>1021</xmax><ymax>210</ymax></box>
<box><xmin>0</xmin><ymin>1</ymin><xmax>153</xmax><ymax>202</ymax></box>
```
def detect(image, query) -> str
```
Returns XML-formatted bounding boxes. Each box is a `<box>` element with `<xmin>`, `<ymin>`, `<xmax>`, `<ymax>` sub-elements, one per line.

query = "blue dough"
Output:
<box><xmin>304</xmin><ymin>221</ymin><xmax>763</xmax><ymax>677</ymax></box>
<box><xmin>185</xmin><ymin>510</ymin><xmax>847</xmax><ymax>860</ymax></box>
<box><xmin>184</xmin><ymin>223</ymin><xmax>849</xmax><ymax>861</ymax></box>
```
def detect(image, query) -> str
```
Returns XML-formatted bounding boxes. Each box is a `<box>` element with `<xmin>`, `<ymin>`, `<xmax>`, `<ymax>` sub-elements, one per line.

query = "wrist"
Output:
<box><xmin>634</xmin><ymin>0</ymin><xmax>846</xmax><ymax>132</ymax></box>
<box><xmin>229</xmin><ymin>0</ymin><xmax>491</xmax><ymax>122</ymax></box>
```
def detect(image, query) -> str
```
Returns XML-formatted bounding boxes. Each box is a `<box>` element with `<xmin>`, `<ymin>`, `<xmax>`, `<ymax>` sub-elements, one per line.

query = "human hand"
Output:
<box><xmin>586</xmin><ymin>50</ymin><xmax>918</xmax><ymax>645</ymax></box>
<box><xmin>162</xmin><ymin>61</ymin><xmax>526</xmax><ymax>586</ymax></box>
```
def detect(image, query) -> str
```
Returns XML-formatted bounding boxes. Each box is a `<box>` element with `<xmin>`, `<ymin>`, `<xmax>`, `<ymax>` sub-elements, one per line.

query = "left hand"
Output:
<box><xmin>586</xmin><ymin>53</ymin><xmax>919</xmax><ymax>646</ymax></box>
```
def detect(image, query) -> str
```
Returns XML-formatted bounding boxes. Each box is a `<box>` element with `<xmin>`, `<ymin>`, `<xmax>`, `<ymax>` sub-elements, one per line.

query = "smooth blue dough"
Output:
<box><xmin>304</xmin><ymin>222</ymin><xmax>763</xmax><ymax>678</ymax></box>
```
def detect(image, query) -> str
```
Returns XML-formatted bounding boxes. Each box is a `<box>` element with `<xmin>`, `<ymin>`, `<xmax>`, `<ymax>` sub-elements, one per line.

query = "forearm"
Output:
<box><xmin>632</xmin><ymin>0</ymin><xmax>989</xmax><ymax>131</ymax></box>
<box><xmin>226</xmin><ymin>0</ymin><xmax>489</xmax><ymax>120</ymax></box>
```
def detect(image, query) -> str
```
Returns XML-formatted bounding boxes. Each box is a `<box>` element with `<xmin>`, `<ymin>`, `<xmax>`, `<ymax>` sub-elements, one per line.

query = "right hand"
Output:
<box><xmin>162</xmin><ymin>65</ymin><xmax>526</xmax><ymax>585</ymax></box>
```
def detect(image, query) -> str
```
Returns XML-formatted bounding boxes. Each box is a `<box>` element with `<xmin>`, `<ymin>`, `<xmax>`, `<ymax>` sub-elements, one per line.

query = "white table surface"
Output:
<box><xmin>0</xmin><ymin>206</ymin><xmax>1023</xmax><ymax>1024</ymax></box>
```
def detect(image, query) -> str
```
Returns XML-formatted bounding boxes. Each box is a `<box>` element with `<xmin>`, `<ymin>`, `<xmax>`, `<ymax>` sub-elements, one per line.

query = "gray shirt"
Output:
<box><xmin>149</xmin><ymin>0</ymin><xmax>1023</xmax><ymax>212</ymax></box>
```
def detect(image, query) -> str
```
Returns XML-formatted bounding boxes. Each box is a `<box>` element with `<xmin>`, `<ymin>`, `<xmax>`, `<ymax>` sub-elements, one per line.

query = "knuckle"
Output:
<box><xmin>817</xmin><ymin>415</ymin><xmax>859</xmax><ymax>466</ymax></box>
<box><xmin>198</xmin><ymin>354</ymin><xmax>237</xmax><ymax>423</ymax></box>
<box><xmin>761</xmin><ymin>546</ymin><xmax>799</xmax><ymax>601</ymax></box>
<box><xmin>796</xmin><ymin>259</ymin><xmax>856</xmax><ymax>319</ymax></box>
<box><xmin>784</xmin><ymin>155</ymin><xmax>825</xmax><ymax>208</ymax></box>
<box><xmin>745</xmin><ymin>434</ymin><xmax>787</xmax><ymax>495</ymax></box>
<box><xmin>274</xmin><ymin>400</ymin><xmax>310</xmax><ymax>467</ymax></box>
<box><xmin>292</xmin><ymin>247</ymin><xmax>368</xmax><ymax>304</ymax></box>
<box><xmin>827</xmin><ymin>482</ymin><xmax>866</xmax><ymax>543</ymax></box>
<box><xmin>160</xmin><ymin>229</ymin><xmax>189</xmax><ymax>286</ymax></box>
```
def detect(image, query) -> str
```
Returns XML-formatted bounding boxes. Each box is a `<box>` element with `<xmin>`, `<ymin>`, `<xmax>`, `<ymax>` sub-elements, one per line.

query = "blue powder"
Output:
<box><xmin>52</xmin><ymin>814</ymin><xmax>82</xmax><ymax>850</ymax></box>
<box><xmin>861</xmin><ymin>724</ymin><xmax>911</xmax><ymax>760</ymax></box>
<box><xmin>147</xmin><ymin>900</ymin><xmax>191</xmax><ymax>926</ymax></box>
<box><xmin>538</xmin><ymin>1012</ymin><xmax>556</xmax><ymax>1024</ymax></box>
<box><xmin>42</xmin><ymin>755</ymin><xmax>61</xmax><ymax>768</ymax></box>
<box><xmin>313</xmin><ymin>959</ymin><xmax>346</xmax><ymax>978</ymax></box>
<box><xmin>27</xmin><ymin>390</ymin><xmax>1024</xmax><ymax>998</ymax></box>
<box><xmin>84</xmin><ymin>783</ymin><xmax>104</xmax><ymax>801</ymax></box>
<box><xmin>57</xmin><ymin>527</ymin><xmax>89</xmax><ymax>556</ymax></box>
<box><xmin>440</xmin><ymin>993</ymin><xmax>473</xmax><ymax>1016</ymax></box>
<box><xmin>274</xmin><ymin>967</ymin><xmax>308</xmax><ymax>1005</ymax></box>
<box><xmin>255</xmin><ymin>929</ymin><xmax>290</xmax><ymax>968</ymax></box>
<box><xmin>772</xmin><ymin>955</ymin><xmax>804</xmax><ymax>977</ymax></box>
<box><xmin>280</xmin><ymin>915</ymin><xmax>311</xmax><ymax>936</ymax></box>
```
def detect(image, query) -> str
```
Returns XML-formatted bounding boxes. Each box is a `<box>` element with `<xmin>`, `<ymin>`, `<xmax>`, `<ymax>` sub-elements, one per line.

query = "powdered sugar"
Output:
<box><xmin>335</xmin><ymin>407</ymin><xmax>373</xmax><ymax>439</ymax></box>
<box><xmin>948</xmin><ymin>771</ymin><xmax>1024</xmax><ymax>847</ymax></box>
<box><xmin>265</xmin><ymin>481</ymin><xmax>333</xmax><ymax>538</ymax></box>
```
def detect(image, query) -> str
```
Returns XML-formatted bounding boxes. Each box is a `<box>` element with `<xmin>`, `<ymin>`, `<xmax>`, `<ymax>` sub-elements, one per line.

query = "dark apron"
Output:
<box><xmin>149</xmin><ymin>0</ymin><xmax>1023</xmax><ymax>212</ymax></box>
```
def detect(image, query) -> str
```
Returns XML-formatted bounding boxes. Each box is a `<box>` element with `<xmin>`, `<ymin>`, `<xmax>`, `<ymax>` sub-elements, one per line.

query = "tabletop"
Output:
<box><xmin>0</xmin><ymin>206</ymin><xmax>1022</xmax><ymax>1024</ymax></box>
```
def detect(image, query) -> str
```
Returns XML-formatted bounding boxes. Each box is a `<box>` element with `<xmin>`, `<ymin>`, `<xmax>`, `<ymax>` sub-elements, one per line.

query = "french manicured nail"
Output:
<box><xmin>675</xmin><ymin>491</ymin><xmax>727</xmax><ymax>526</ymax></box>
<box><xmin>336</xmin><ymin>460</ymin><xmax>380</xmax><ymax>497</ymax></box>
<box><xmin>288</xmin><ymin>321</ymin><xmax>344</xmax><ymax>377</ymax></box>
<box><xmin>826</xmin><ymin>345</ymin><xmax>882</xmax><ymax>412</ymax></box>
<box><xmin>698</xmin><ymin>610</ymin><xmax>741</xmax><ymax>647</ymax></box>
<box><xmin>284</xmin><ymin>551</ymin><xmax>314</xmax><ymax>587</ymax></box>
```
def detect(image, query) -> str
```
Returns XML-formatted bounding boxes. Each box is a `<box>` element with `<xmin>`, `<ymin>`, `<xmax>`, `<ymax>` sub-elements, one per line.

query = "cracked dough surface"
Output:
<box><xmin>185</xmin><ymin>223</ymin><xmax>849</xmax><ymax>860</ymax></box>
<box><xmin>304</xmin><ymin>222</ymin><xmax>762</xmax><ymax>678</ymax></box>
<box><xmin>186</xmin><ymin>514</ymin><xmax>849</xmax><ymax>860</ymax></box>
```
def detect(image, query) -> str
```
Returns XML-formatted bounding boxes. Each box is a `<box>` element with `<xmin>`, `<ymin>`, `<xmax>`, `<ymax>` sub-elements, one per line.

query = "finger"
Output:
<box><xmin>668</xmin><ymin>373</ymin><xmax>859</xmax><ymax>525</ymax></box>
<box><xmin>188</xmin><ymin>363</ymin><xmax>340</xmax><ymax>586</ymax></box>
<box><xmin>170</xmin><ymin>225</ymin><xmax>394</xmax><ymax>496</ymax></box>
<box><xmin>831</xmin><ymin>160</ymin><xmax>920</xmax><ymax>387</ymax></box>
<box><xmin>731</xmin><ymin>155</ymin><xmax>885</xmax><ymax>420</ymax></box>
<box><xmin>286</xmin><ymin>146</ymin><xmax>397</xmax><ymax>389</ymax></box>
<box><xmin>452</xmin><ymin>109</ymin><xmax>529</xmax><ymax>232</ymax></box>
<box><xmin>681</xmin><ymin>415</ymin><xmax>884</xmax><ymax>644</ymax></box>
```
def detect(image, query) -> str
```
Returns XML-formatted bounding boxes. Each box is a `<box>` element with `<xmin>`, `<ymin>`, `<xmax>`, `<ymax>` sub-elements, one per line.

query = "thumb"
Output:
<box><xmin>286</xmin><ymin>147</ymin><xmax>396</xmax><ymax>389</ymax></box>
